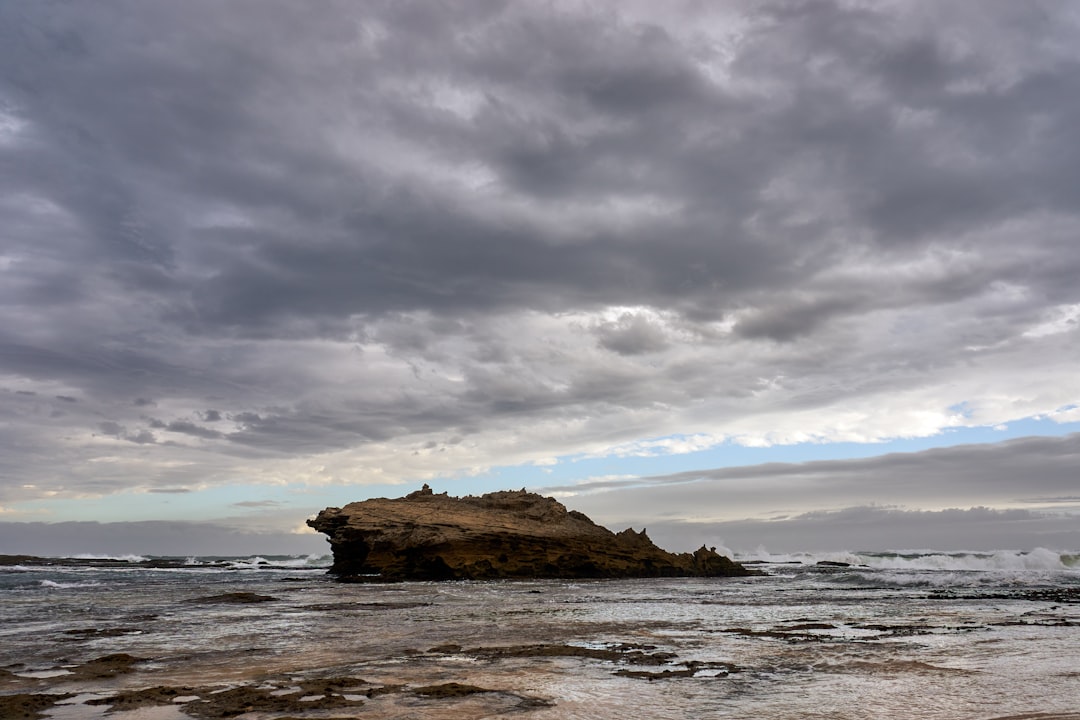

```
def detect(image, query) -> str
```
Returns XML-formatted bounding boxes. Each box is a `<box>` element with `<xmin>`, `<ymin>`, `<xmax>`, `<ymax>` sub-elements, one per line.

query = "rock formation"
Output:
<box><xmin>307</xmin><ymin>485</ymin><xmax>757</xmax><ymax>581</ymax></box>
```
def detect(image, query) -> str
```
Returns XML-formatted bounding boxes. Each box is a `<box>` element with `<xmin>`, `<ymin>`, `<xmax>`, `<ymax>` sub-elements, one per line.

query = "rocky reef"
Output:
<box><xmin>307</xmin><ymin>485</ymin><xmax>757</xmax><ymax>581</ymax></box>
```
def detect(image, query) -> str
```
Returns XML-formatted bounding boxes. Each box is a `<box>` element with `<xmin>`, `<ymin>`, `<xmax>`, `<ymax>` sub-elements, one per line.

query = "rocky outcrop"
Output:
<box><xmin>307</xmin><ymin>485</ymin><xmax>757</xmax><ymax>581</ymax></box>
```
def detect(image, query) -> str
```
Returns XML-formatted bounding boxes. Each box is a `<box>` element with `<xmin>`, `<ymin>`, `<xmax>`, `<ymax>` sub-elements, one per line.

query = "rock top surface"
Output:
<box><xmin>307</xmin><ymin>485</ymin><xmax>757</xmax><ymax>581</ymax></box>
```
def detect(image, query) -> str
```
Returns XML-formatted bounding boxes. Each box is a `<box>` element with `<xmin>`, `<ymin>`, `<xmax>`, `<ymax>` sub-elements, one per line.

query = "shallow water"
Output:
<box><xmin>1</xmin><ymin>552</ymin><xmax>1077</xmax><ymax>719</ymax></box>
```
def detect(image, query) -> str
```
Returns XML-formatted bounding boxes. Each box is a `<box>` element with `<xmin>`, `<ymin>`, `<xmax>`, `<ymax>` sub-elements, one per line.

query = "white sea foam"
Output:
<box><xmin>737</xmin><ymin>547</ymin><xmax>869</xmax><ymax>566</ymax></box>
<box><xmin>737</xmin><ymin>547</ymin><xmax>1079</xmax><ymax>572</ymax></box>
<box><xmin>16</xmin><ymin>668</ymin><xmax>74</xmax><ymax>679</ymax></box>
<box><xmin>222</xmin><ymin>554</ymin><xmax>331</xmax><ymax>570</ymax></box>
<box><xmin>866</xmin><ymin>547</ymin><xmax>1074</xmax><ymax>572</ymax></box>
<box><xmin>71</xmin><ymin>553</ymin><xmax>149</xmax><ymax>562</ymax></box>
<box><xmin>39</xmin><ymin>579</ymin><xmax>102</xmax><ymax>589</ymax></box>
<box><xmin>229</xmin><ymin>556</ymin><xmax>271</xmax><ymax>569</ymax></box>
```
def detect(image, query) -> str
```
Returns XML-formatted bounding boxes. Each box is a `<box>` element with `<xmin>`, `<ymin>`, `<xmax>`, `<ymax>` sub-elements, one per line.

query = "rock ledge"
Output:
<box><xmin>307</xmin><ymin>485</ymin><xmax>757</xmax><ymax>581</ymax></box>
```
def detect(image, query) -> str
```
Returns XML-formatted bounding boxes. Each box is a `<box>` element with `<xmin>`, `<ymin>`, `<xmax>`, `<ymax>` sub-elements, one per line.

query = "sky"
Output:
<box><xmin>1</xmin><ymin>0</ymin><xmax>1079</xmax><ymax>556</ymax></box>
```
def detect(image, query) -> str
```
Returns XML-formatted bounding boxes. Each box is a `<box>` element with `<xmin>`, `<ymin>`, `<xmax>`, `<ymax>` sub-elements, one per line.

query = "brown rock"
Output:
<box><xmin>0</xmin><ymin>692</ymin><xmax>74</xmax><ymax>720</ymax></box>
<box><xmin>307</xmin><ymin>485</ymin><xmax>758</xmax><ymax>581</ymax></box>
<box><xmin>69</xmin><ymin>653</ymin><xmax>144</xmax><ymax>679</ymax></box>
<box><xmin>412</xmin><ymin>682</ymin><xmax>491</xmax><ymax>698</ymax></box>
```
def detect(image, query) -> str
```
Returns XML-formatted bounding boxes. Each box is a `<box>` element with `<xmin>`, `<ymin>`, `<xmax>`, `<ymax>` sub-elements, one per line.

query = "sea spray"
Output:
<box><xmin>736</xmin><ymin>547</ymin><xmax>1079</xmax><ymax>573</ymax></box>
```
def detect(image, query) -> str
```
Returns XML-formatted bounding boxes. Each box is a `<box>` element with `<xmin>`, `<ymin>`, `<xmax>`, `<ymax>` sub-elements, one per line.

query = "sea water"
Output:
<box><xmin>1</xmin><ymin>550</ymin><xmax>1077</xmax><ymax>719</ymax></box>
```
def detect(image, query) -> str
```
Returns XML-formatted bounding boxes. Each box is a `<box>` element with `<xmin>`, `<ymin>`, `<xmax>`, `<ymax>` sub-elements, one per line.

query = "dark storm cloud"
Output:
<box><xmin>2</xmin><ymin>0</ymin><xmax>1080</xmax><ymax>510</ymax></box>
<box><xmin>594</xmin><ymin>312</ymin><xmax>669</xmax><ymax>355</ymax></box>
<box><xmin>6</xmin><ymin>0</ymin><xmax>1077</xmax><ymax>335</ymax></box>
<box><xmin>165</xmin><ymin>420</ymin><xmax>223</xmax><ymax>441</ymax></box>
<box><xmin>733</xmin><ymin>295</ymin><xmax>864</xmax><ymax>342</ymax></box>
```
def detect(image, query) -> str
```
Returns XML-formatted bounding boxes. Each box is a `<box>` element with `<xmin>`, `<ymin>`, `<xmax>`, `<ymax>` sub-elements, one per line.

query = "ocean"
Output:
<box><xmin>1</xmin><ymin>549</ymin><xmax>1077</xmax><ymax>719</ymax></box>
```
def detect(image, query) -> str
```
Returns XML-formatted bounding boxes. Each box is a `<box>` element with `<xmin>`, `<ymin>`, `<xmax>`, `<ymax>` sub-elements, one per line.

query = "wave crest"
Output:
<box><xmin>739</xmin><ymin>547</ymin><xmax>1079</xmax><ymax>572</ymax></box>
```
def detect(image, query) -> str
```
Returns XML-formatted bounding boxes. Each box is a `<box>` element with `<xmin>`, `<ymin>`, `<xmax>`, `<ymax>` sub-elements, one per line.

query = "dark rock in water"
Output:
<box><xmin>0</xmin><ymin>555</ymin><xmax>43</xmax><ymax>567</ymax></box>
<box><xmin>307</xmin><ymin>485</ymin><xmax>759</xmax><ymax>581</ymax></box>
<box><xmin>70</xmin><ymin>654</ymin><xmax>144</xmax><ymax>679</ymax></box>
<box><xmin>184</xmin><ymin>592</ymin><xmax>278</xmax><ymax>604</ymax></box>
<box><xmin>615</xmin><ymin>660</ymin><xmax>738</xmax><ymax>680</ymax></box>
<box><xmin>306</xmin><ymin>600</ymin><xmax>432</xmax><ymax>611</ymax></box>
<box><xmin>180</xmin><ymin>685</ymin><xmax>364</xmax><ymax>718</ymax></box>
<box><xmin>86</xmin><ymin>686</ymin><xmax>201</xmax><ymax>713</ymax></box>
<box><xmin>0</xmin><ymin>692</ymin><xmax>75</xmax><ymax>719</ymax></box>
<box><xmin>930</xmin><ymin>587</ymin><xmax>1080</xmax><ymax>604</ymax></box>
<box><xmin>413</xmin><ymin>682</ymin><xmax>492</xmax><ymax>698</ymax></box>
<box><xmin>816</xmin><ymin>560</ymin><xmax>851</xmax><ymax>568</ymax></box>
<box><xmin>466</xmin><ymin>643</ymin><xmax>679</xmax><ymax>665</ymax></box>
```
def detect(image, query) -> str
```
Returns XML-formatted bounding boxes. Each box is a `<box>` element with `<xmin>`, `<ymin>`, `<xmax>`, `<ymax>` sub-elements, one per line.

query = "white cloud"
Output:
<box><xmin>1023</xmin><ymin>303</ymin><xmax>1080</xmax><ymax>339</ymax></box>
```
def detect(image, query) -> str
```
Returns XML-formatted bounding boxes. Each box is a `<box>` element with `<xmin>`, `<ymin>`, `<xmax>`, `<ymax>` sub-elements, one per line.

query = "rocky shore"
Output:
<box><xmin>3</xmin><ymin>554</ymin><xmax>1075</xmax><ymax>719</ymax></box>
<box><xmin>307</xmin><ymin>485</ymin><xmax>758</xmax><ymax>581</ymax></box>
<box><xmin>0</xmin><ymin>641</ymin><xmax>731</xmax><ymax>718</ymax></box>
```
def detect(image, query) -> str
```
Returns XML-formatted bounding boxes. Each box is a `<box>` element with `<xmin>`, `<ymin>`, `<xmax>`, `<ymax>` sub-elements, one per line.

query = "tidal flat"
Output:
<box><xmin>2</xmin><ymin>553</ymin><xmax>1078</xmax><ymax>719</ymax></box>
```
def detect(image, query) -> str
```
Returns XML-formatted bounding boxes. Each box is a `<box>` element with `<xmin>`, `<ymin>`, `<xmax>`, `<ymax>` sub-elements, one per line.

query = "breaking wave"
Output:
<box><xmin>737</xmin><ymin>547</ymin><xmax>1079</xmax><ymax>572</ymax></box>
<box><xmin>39</xmin><ymin>579</ymin><xmax>102</xmax><ymax>589</ymax></box>
<box><xmin>178</xmin><ymin>554</ymin><xmax>332</xmax><ymax>570</ymax></box>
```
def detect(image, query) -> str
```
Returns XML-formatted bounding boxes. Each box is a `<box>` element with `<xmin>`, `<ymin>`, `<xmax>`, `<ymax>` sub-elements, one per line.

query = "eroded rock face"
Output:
<box><xmin>307</xmin><ymin>486</ymin><xmax>757</xmax><ymax>581</ymax></box>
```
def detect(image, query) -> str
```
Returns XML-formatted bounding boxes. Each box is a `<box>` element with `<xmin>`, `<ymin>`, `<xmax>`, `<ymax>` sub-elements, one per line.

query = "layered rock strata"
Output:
<box><xmin>307</xmin><ymin>485</ymin><xmax>756</xmax><ymax>581</ymax></box>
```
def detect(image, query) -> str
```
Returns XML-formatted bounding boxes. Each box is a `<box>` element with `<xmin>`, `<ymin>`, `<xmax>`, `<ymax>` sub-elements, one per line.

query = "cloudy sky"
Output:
<box><xmin>2</xmin><ymin>0</ymin><xmax>1079</xmax><ymax>556</ymax></box>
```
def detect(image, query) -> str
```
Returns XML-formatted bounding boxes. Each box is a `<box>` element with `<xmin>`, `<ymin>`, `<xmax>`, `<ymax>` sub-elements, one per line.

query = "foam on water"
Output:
<box><xmin>38</xmin><ymin>579</ymin><xmax>103</xmax><ymax>589</ymax></box>
<box><xmin>859</xmin><ymin>547</ymin><xmax>1077</xmax><ymax>572</ymax></box>
<box><xmin>71</xmin><ymin>553</ymin><xmax>150</xmax><ymax>563</ymax></box>
<box><xmin>179</xmin><ymin>554</ymin><xmax>332</xmax><ymax>570</ymax></box>
<box><xmin>739</xmin><ymin>546</ymin><xmax>1080</xmax><ymax>572</ymax></box>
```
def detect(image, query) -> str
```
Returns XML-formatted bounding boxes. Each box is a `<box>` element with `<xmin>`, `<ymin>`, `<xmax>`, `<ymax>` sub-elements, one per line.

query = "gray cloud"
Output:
<box><xmin>165</xmin><ymin>420</ymin><xmax>223</xmax><ymax>441</ymax></box>
<box><xmin>1</xmin><ymin>1</ymin><xmax>1079</xmax><ymax>522</ymax></box>
<box><xmin>594</xmin><ymin>312</ymin><xmax>669</xmax><ymax>355</ymax></box>
<box><xmin>554</xmin><ymin>433</ymin><xmax>1080</xmax><ymax>500</ymax></box>
<box><xmin>0</xmin><ymin>520</ymin><xmax>326</xmax><ymax>557</ymax></box>
<box><xmin>98</xmin><ymin>421</ymin><xmax>156</xmax><ymax>445</ymax></box>
<box><xmin>555</xmin><ymin>434</ymin><xmax>1080</xmax><ymax>547</ymax></box>
<box><xmin>644</xmin><ymin>506</ymin><xmax>1080</xmax><ymax>554</ymax></box>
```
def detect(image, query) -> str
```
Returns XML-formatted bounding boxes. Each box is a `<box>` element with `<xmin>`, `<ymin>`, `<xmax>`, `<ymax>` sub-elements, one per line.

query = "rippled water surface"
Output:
<box><xmin>1</xmin><ymin>552</ymin><xmax>1078</xmax><ymax>719</ymax></box>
